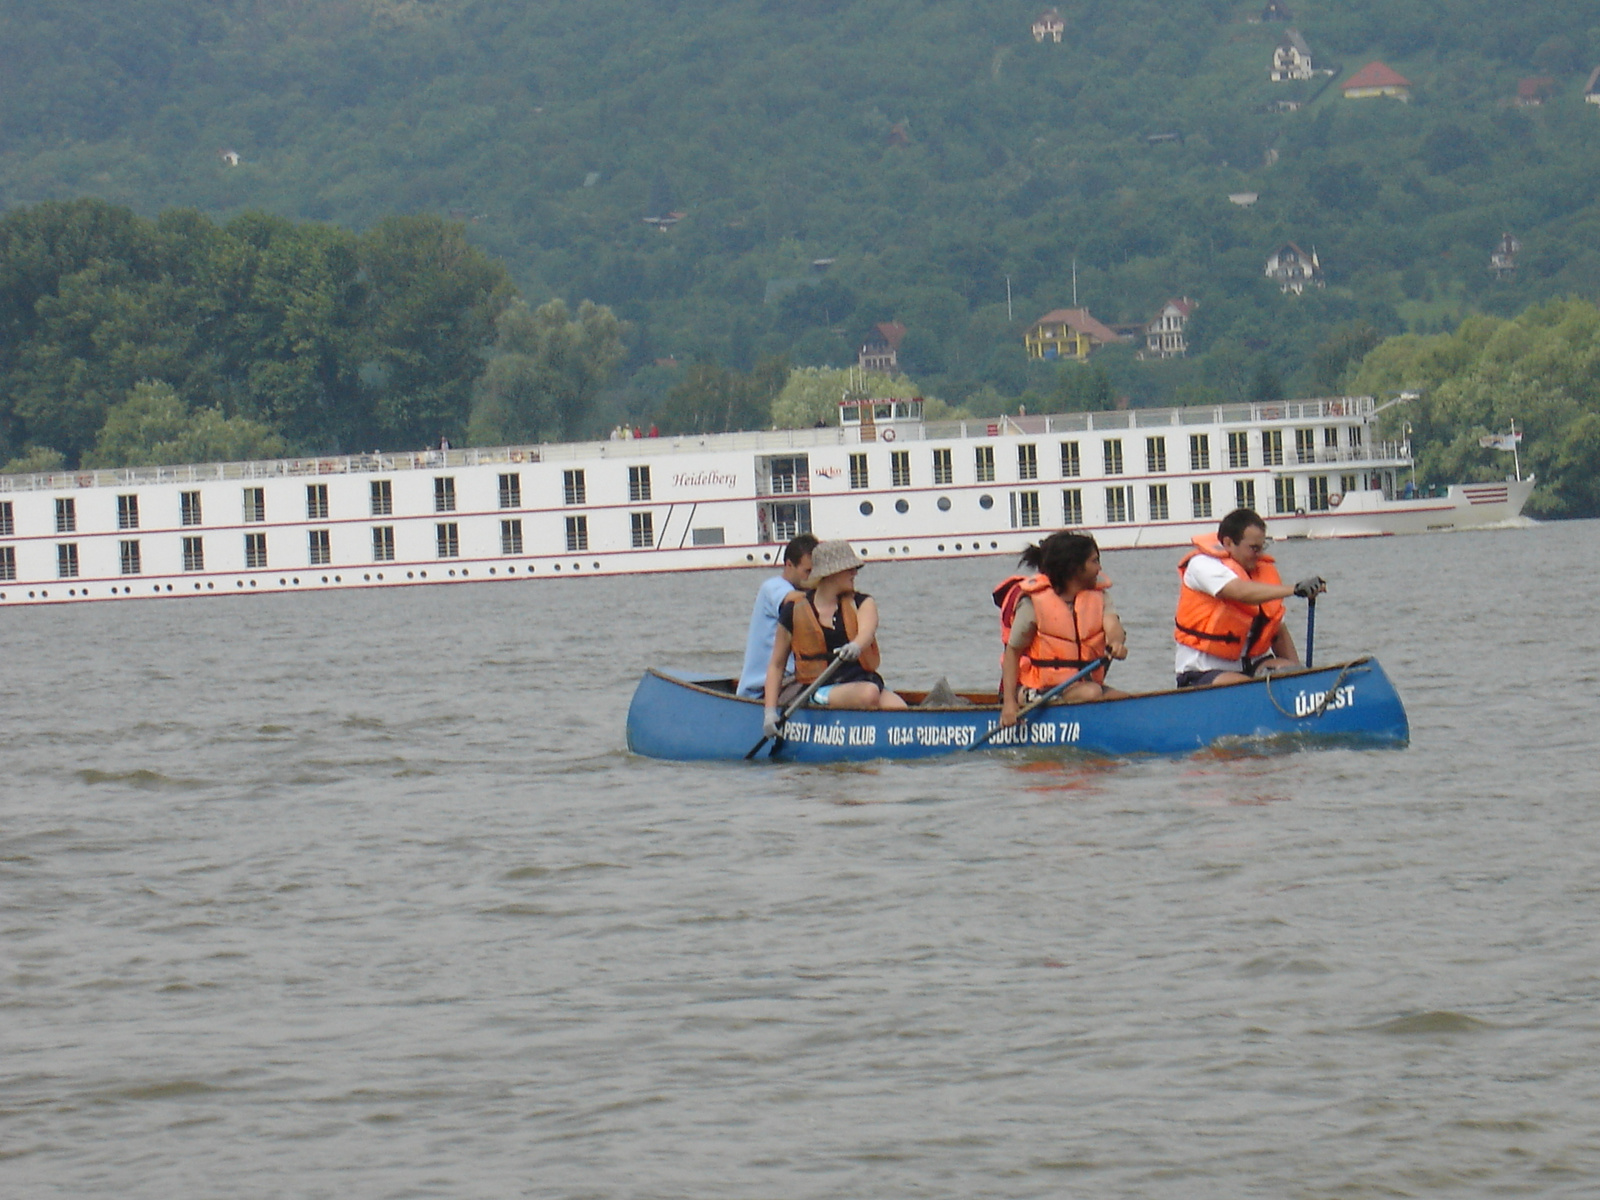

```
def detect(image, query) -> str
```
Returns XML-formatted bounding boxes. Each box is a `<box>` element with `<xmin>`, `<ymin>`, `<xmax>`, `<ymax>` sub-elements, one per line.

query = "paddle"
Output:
<box><xmin>1304</xmin><ymin>594</ymin><xmax>1316</xmax><ymax>669</ymax></box>
<box><xmin>744</xmin><ymin>651</ymin><xmax>849</xmax><ymax>760</ymax></box>
<box><xmin>968</xmin><ymin>656</ymin><xmax>1109</xmax><ymax>752</ymax></box>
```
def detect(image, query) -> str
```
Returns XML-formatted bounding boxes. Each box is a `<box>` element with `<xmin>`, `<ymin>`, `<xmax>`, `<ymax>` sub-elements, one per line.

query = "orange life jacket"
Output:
<box><xmin>1014</xmin><ymin>575</ymin><xmax>1108</xmax><ymax>689</ymax></box>
<box><xmin>787</xmin><ymin>590</ymin><xmax>881</xmax><ymax>684</ymax></box>
<box><xmin>1174</xmin><ymin>534</ymin><xmax>1284</xmax><ymax>667</ymax></box>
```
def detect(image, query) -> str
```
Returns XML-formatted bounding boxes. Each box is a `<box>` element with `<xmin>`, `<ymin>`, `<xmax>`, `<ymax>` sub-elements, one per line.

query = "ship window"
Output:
<box><xmin>501</xmin><ymin>519</ymin><xmax>523</xmax><ymax>555</ymax></box>
<box><xmin>937</xmin><ymin>496</ymin><xmax>951</xmax><ymax>512</ymax></box>
<box><xmin>371</xmin><ymin>480</ymin><xmax>393</xmax><ymax>516</ymax></box>
<box><xmin>1236</xmin><ymin>479</ymin><xmax>1256</xmax><ymax>510</ymax></box>
<box><xmin>1017</xmin><ymin>444</ymin><xmax>1038</xmax><ymax>481</ymax></box>
<box><xmin>1228</xmin><ymin>431</ymin><xmax>1250</xmax><ymax>469</ymax></box>
<box><xmin>1062</xmin><ymin>488</ymin><xmax>1083</xmax><ymax>525</ymax></box>
<box><xmin>1263</xmin><ymin>429</ymin><xmax>1284</xmax><ymax>467</ymax></box>
<box><xmin>56</xmin><ymin>498</ymin><xmax>76</xmax><ymax>533</ymax></box>
<box><xmin>1307</xmin><ymin>476</ymin><xmax>1331</xmax><ymax>511</ymax></box>
<box><xmin>245</xmin><ymin>532</ymin><xmax>268</xmax><ymax>568</ymax></box>
<box><xmin>628</xmin><ymin>466</ymin><xmax>651</xmax><ymax>503</ymax></box>
<box><xmin>0</xmin><ymin>501</ymin><xmax>11</xmax><ymax>536</ymax></box>
<box><xmin>57</xmin><ymin>543</ymin><xmax>79</xmax><ymax>577</ymax></box>
<box><xmin>1103</xmin><ymin>440</ymin><xmax>1124</xmax><ymax>475</ymax></box>
<box><xmin>117</xmin><ymin>495</ymin><xmax>140</xmax><ymax>530</ymax></box>
<box><xmin>306</xmin><ymin>484</ymin><xmax>329</xmax><ymax>521</ymax></box>
<box><xmin>859</xmin><ymin>501</ymin><xmax>874</xmax><ymax>516</ymax></box>
<box><xmin>434</xmin><ymin>477</ymin><xmax>456</xmax><ymax>513</ymax></box>
<box><xmin>630</xmin><ymin>512</ymin><xmax>655</xmax><ymax>548</ymax></box>
<box><xmin>1012</xmin><ymin>491</ymin><xmax>1041</xmax><ymax>528</ymax></box>
<box><xmin>1192</xmin><ymin>481</ymin><xmax>1213</xmax><ymax>519</ymax></box>
<box><xmin>890</xmin><ymin>451</ymin><xmax>911</xmax><ymax>488</ymax></box>
<box><xmin>565</xmin><ymin>515</ymin><xmax>589</xmax><ymax>552</ymax></box>
<box><xmin>181</xmin><ymin>491</ymin><xmax>202</xmax><ymax>526</ymax></box>
<box><xmin>372</xmin><ymin>527</ymin><xmax>395</xmax><ymax>562</ymax></box>
<box><xmin>1189</xmin><ymin>434</ymin><xmax>1210</xmax><ymax>472</ymax></box>
<box><xmin>308</xmin><ymin>529</ymin><xmax>331</xmax><ymax>565</ymax></box>
<box><xmin>975</xmin><ymin>446</ymin><xmax>995</xmax><ymax>483</ymax></box>
<box><xmin>1060</xmin><ymin>441</ymin><xmax>1080</xmax><ymax>478</ymax></box>
<box><xmin>1273</xmin><ymin>476</ymin><xmax>1296</xmax><ymax>514</ymax></box>
<box><xmin>1146</xmin><ymin>437</ymin><xmax>1167</xmax><ymax>474</ymax></box>
<box><xmin>563</xmin><ymin>470</ymin><xmax>586</xmax><ymax>505</ymax></box>
<box><xmin>931</xmin><ymin>448</ymin><xmax>953</xmax><ymax>485</ymax></box>
<box><xmin>119</xmin><ymin>540</ymin><xmax>142</xmax><ymax>575</ymax></box>
<box><xmin>1148</xmin><ymin>484</ymin><xmax>1169</xmax><ymax>521</ymax></box>
<box><xmin>500</xmin><ymin>473</ymin><xmax>523</xmax><ymax>508</ymax></box>
<box><xmin>849</xmin><ymin>454</ymin><xmax>870</xmax><ymax>489</ymax></box>
<box><xmin>1341</xmin><ymin>473</ymin><xmax>1358</xmax><ymax>494</ymax></box>
<box><xmin>895</xmin><ymin>498</ymin><xmax>909</xmax><ymax>514</ymax></box>
<box><xmin>1347</xmin><ymin>425</ymin><xmax>1363</xmax><ymax>447</ymax></box>
<box><xmin>978</xmin><ymin>494</ymin><xmax>994</xmax><ymax>510</ymax></box>
<box><xmin>0</xmin><ymin>545</ymin><xmax>14</xmax><ymax>581</ymax></box>
<box><xmin>243</xmin><ymin>488</ymin><xmax>265</xmax><ymax>523</ymax></box>
<box><xmin>436</xmin><ymin>522</ymin><xmax>460</xmax><ymax>558</ymax></box>
<box><xmin>1295</xmin><ymin>428</ymin><xmax>1316</xmax><ymax>463</ymax></box>
<box><xmin>183</xmin><ymin>537</ymin><xmax>205</xmax><ymax>572</ymax></box>
<box><xmin>1105</xmin><ymin>486</ymin><xmax>1133</xmax><ymax>523</ymax></box>
<box><xmin>1324</xmin><ymin>427</ymin><xmax>1340</xmax><ymax>449</ymax></box>
<box><xmin>691</xmin><ymin>527</ymin><xmax>725</xmax><ymax>546</ymax></box>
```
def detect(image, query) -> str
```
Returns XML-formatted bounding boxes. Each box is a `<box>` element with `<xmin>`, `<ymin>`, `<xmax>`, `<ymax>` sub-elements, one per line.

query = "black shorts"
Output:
<box><xmin>1176</xmin><ymin>668</ymin><xmax>1230</xmax><ymax>689</ymax></box>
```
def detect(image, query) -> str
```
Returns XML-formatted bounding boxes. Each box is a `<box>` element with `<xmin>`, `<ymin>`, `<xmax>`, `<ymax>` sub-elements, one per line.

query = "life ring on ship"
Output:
<box><xmin>318</xmin><ymin>460</ymin><xmax>335</xmax><ymax>474</ymax></box>
<box><xmin>76</xmin><ymin>474</ymin><xmax>92</xmax><ymax>487</ymax></box>
<box><xmin>881</xmin><ymin>427</ymin><xmax>897</xmax><ymax>442</ymax></box>
<box><xmin>511</xmin><ymin>451</ymin><xmax>524</xmax><ymax>463</ymax></box>
<box><xmin>1329</xmin><ymin>492</ymin><xmax>1344</xmax><ymax>508</ymax></box>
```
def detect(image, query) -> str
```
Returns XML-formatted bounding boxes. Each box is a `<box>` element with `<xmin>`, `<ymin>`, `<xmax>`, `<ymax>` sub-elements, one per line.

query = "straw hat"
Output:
<box><xmin>803</xmin><ymin>539</ymin><xmax>863</xmax><ymax>586</ymax></box>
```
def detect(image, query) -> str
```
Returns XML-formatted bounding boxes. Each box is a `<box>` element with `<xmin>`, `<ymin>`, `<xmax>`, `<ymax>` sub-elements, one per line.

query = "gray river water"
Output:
<box><xmin>4</xmin><ymin>519</ymin><xmax>1599</xmax><ymax>1198</ymax></box>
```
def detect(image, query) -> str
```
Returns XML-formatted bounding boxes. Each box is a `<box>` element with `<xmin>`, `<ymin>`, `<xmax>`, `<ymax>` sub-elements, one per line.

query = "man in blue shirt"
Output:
<box><xmin>737</xmin><ymin>533</ymin><xmax>818</xmax><ymax>696</ymax></box>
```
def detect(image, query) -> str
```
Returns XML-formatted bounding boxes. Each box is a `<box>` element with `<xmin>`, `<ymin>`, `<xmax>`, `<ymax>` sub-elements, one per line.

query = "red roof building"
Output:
<box><xmin>1342</xmin><ymin>62</ymin><xmax>1412</xmax><ymax>100</ymax></box>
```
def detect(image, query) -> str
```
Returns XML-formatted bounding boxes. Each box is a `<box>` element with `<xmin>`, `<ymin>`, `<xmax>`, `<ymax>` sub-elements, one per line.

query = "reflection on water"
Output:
<box><xmin>3</xmin><ymin>521</ymin><xmax>1598</xmax><ymax>1197</ymax></box>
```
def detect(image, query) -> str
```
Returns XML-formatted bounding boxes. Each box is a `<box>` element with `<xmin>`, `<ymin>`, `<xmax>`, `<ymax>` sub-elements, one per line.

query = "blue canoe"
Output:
<box><xmin>626</xmin><ymin>658</ymin><xmax>1409</xmax><ymax>762</ymax></box>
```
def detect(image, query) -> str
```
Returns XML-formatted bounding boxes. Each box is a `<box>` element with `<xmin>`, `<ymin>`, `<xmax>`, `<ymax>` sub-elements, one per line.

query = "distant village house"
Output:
<box><xmin>218</xmin><ymin>148</ymin><xmax>241</xmax><ymax>167</ymax></box>
<box><xmin>1515</xmin><ymin>78</ymin><xmax>1555</xmax><ymax>106</ymax></box>
<box><xmin>1342</xmin><ymin>62</ymin><xmax>1412</xmax><ymax>101</ymax></box>
<box><xmin>1585</xmin><ymin>66</ymin><xmax>1600</xmax><ymax>105</ymax></box>
<box><xmin>858</xmin><ymin>322</ymin><xmax>906</xmax><ymax>373</ymax></box>
<box><xmin>1264</xmin><ymin>243</ymin><xmax>1323</xmax><ymax>293</ymax></box>
<box><xmin>1032</xmin><ymin>9</ymin><xmax>1065</xmax><ymax>43</ymax></box>
<box><xmin>1144</xmin><ymin>298</ymin><xmax>1196</xmax><ymax>359</ymax></box>
<box><xmin>1023</xmin><ymin>309</ymin><xmax>1128</xmax><ymax>361</ymax></box>
<box><xmin>1490</xmin><ymin>233</ymin><xmax>1520</xmax><ymax>277</ymax></box>
<box><xmin>1270</xmin><ymin>30</ymin><xmax>1314</xmax><ymax>82</ymax></box>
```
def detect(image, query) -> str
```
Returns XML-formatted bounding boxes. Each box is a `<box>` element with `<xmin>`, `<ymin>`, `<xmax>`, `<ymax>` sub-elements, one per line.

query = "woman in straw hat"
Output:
<box><xmin>763</xmin><ymin>539</ymin><xmax>907</xmax><ymax>730</ymax></box>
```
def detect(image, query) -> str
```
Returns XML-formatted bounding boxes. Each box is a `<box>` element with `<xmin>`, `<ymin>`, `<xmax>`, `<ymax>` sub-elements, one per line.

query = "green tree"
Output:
<box><xmin>468</xmin><ymin>298</ymin><xmax>624</xmax><ymax>444</ymax></box>
<box><xmin>770</xmin><ymin>366</ymin><xmax>918</xmax><ymax>428</ymax></box>
<box><xmin>360</xmin><ymin>215</ymin><xmax>515</xmax><ymax>448</ymax></box>
<box><xmin>85</xmin><ymin>380</ymin><xmax>286</xmax><ymax>467</ymax></box>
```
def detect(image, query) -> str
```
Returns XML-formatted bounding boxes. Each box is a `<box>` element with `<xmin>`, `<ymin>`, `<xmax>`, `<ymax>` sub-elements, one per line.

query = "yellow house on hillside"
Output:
<box><xmin>1023</xmin><ymin>308</ymin><xmax>1127</xmax><ymax>361</ymax></box>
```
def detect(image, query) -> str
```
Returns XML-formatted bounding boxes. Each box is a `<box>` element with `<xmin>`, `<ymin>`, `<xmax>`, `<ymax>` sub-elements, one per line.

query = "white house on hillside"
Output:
<box><xmin>1265</xmin><ymin>243</ymin><xmax>1323</xmax><ymax>293</ymax></box>
<box><xmin>1271</xmin><ymin>30</ymin><xmax>1314</xmax><ymax>82</ymax></box>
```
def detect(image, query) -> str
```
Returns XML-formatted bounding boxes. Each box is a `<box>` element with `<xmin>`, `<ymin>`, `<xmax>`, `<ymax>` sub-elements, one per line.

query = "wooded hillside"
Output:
<box><xmin>2</xmin><ymin>2</ymin><xmax>1600</xmax><ymax>509</ymax></box>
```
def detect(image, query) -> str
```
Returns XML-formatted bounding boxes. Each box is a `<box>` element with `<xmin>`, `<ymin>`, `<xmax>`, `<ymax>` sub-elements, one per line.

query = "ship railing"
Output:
<box><xmin>0</xmin><ymin>397</ymin><xmax>1385</xmax><ymax>492</ymax></box>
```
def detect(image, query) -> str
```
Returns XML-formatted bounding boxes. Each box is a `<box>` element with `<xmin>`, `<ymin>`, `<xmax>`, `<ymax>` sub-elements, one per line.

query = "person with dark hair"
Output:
<box><xmin>763</xmin><ymin>540</ymin><xmax>907</xmax><ymax>729</ymax></box>
<box><xmin>1174</xmin><ymin>508</ymin><xmax>1325</xmax><ymax>688</ymax></box>
<box><xmin>737</xmin><ymin>533</ymin><xmax>819</xmax><ymax>696</ymax></box>
<box><xmin>999</xmin><ymin>531</ymin><xmax>1128</xmax><ymax>726</ymax></box>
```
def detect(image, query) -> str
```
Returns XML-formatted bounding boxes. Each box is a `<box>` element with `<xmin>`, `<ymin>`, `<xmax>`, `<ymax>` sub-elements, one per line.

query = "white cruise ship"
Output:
<box><xmin>0</xmin><ymin>394</ymin><xmax>1532</xmax><ymax>607</ymax></box>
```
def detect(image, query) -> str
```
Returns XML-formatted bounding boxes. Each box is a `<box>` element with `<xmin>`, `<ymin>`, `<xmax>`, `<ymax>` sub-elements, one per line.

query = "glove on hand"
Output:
<box><xmin>763</xmin><ymin>710</ymin><xmax>782</xmax><ymax>739</ymax></box>
<box><xmin>836</xmin><ymin>641</ymin><xmax>864</xmax><ymax>661</ymax></box>
<box><xmin>1293</xmin><ymin>576</ymin><xmax>1327</xmax><ymax>599</ymax></box>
